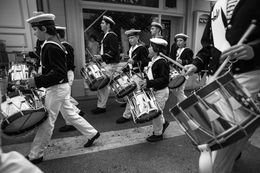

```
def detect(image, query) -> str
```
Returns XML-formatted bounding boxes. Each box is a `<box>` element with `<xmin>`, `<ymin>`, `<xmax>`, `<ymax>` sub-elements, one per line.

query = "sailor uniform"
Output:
<box><xmin>122</xmin><ymin>44</ymin><xmax>149</xmax><ymax>119</ymax></box>
<box><xmin>26</xmin><ymin>13</ymin><xmax>98</xmax><ymax>160</ymax></box>
<box><xmin>100</xmin><ymin>31</ymin><xmax>120</xmax><ymax>64</ymax></box>
<box><xmin>97</xmin><ymin>30</ymin><xmax>119</xmax><ymax>109</ymax></box>
<box><xmin>193</xmin><ymin>0</ymin><xmax>260</xmax><ymax>75</ymax></box>
<box><xmin>123</xmin><ymin>45</ymin><xmax>149</xmax><ymax>74</ymax></box>
<box><xmin>191</xmin><ymin>0</ymin><xmax>260</xmax><ymax>172</ymax></box>
<box><xmin>146</xmin><ymin>55</ymin><xmax>169</xmax><ymax>135</ymax></box>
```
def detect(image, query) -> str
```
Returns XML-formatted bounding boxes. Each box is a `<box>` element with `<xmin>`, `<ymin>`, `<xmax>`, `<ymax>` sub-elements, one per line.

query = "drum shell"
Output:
<box><xmin>80</xmin><ymin>62</ymin><xmax>110</xmax><ymax>91</ymax></box>
<box><xmin>1</xmin><ymin>90</ymin><xmax>47</xmax><ymax>136</ymax></box>
<box><xmin>170</xmin><ymin>72</ymin><xmax>260</xmax><ymax>151</ymax></box>
<box><xmin>129</xmin><ymin>90</ymin><xmax>161</xmax><ymax>124</ymax></box>
<box><xmin>110</xmin><ymin>73</ymin><xmax>136</xmax><ymax>98</ymax></box>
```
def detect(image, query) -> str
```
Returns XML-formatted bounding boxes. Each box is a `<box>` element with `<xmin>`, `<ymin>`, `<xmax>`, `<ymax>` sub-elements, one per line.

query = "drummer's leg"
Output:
<box><xmin>212</xmin><ymin>136</ymin><xmax>250</xmax><ymax>173</ymax></box>
<box><xmin>28</xmin><ymin>84</ymin><xmax>67</xmax><ymax>160</ymax></box>
<box><xmin>147</xmin><ymin>88</ymin><xmax>169</xmax><ymax>142</ymax></box>
<box><xmin>171</xmin><ymin>81</ymin><xmax>187</xmax><ymax>103</ymax></box>
<box><xmin>96</xmin><ymin>63</ymin><xmax>115</xmax><ymax>109</ymax></box>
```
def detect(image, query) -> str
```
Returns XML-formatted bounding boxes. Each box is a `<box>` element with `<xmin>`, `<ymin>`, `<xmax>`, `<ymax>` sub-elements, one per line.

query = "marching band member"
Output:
<box><xmin>116</xmin><ymin>29</ymin><xmax>150</xmax><ymax>124</ymax></box>
<box><xmin>170</xmin><ymin>33</ymin><xmax>193</xmax><ymax>102</ymax></box>
<box><xmin>140</xmin><ymin>38</ymin><xmax>170</xmax><ymax>142</ymax></box>
<box><xmin>150</xmin><ymin>22</ymin><xmax>163</xmax><ymax>38</ymax></box>
<box><xmin>92</xmin><ymin>15</ymin><xmax>120</xmax><ymax>114</ymax></box>
<box><xmin>55</xmin><ymin>26</ymin><xmax>86</xmax><ymax>132</ymax></box>
<box><xmin>26</xmin><ymin>12</ymin><xmax>100</xmax><ymax>164</ymax></box>
<box><xmin>184</xmin><ymin>0</ymin><xmax>260</xmax><ymax>172</ymax></box>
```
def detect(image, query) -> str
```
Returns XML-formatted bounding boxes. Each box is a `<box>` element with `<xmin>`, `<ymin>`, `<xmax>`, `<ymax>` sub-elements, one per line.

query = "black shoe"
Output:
<box><xmin>91</xmin><ymin>107</ymin><xmax>106</xmax><ymax>114</ymax></box>
<box><xmin>235</xmin><ymin>152</ymin><xmax>242</xmax><ymax>161</ymax></box>
<box><xmin>59</xmin><ymin>125</ymin><xmax>76</xmax><ymax>132</ymax></box>
<box><xmin>84</xmin><ymin>132</ymin><xmax>100</xmax><ymax>147</ymax></box>
<box><xmin>162</xmin><ymin>121</ymin><xmax>169</xmax><ymax>134</ymax></box>
<box><xmin>25</xmin><ymin>155</ymin><xmax>43</xmax><ymax>164</ymax></box>
<box><xmin>79</xmin><ymin>111</ymin><xmax>85</xmax><ymax>117</ymax></box>
<box><xmin>146</xmin><ymin>134</ymin><xmax>163</xmax><ymax>142</ymax></box>
<box><xmin>116</xmin><ymin>117</ymin><xmax>131</xmax><ymax>124</ymax></box>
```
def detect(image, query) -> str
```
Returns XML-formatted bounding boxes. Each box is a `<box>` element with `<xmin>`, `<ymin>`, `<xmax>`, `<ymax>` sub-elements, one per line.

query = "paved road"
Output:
<box><xmin>2</xmin><ymin>92</ymin><xmax>260</xmax><ymax>173</ymax></box>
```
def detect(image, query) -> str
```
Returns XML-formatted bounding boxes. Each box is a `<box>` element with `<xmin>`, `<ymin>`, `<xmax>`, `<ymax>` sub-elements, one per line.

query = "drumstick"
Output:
<box><xmin>159</xmin><ymin>53</ymin><xmax>184</xmax><ymax>70</ymax></box>
<box><xmin>211</xmin><ymin>20</ymin><xmax>257</xmax><ymax>81</ymax></box>
<box><xmin>84</xmin><ymin>10</ymin><xmax>107</xmax><ymax>33</ymax></box>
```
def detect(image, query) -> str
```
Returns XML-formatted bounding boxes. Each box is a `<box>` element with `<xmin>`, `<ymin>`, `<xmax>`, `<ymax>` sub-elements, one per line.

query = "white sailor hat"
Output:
<box><xmin>55</xmin><ymin>26</ymin><xmax>66</xmax><ymax>30</ymax></box>
<box><xmin>26</xmin><ymin>12</ymin><xmax>55</xmax><ymax>27</ymax></box>
<box><xmin>175</xmin><ymin>33</ymin><xmax>189</xmax><ymax>40</ymax></box>
<box><xmin>103</xmin><ymin>15</ymin><xmax>115</xmax><ymax>25</ymax></box>
<box><xmin>125</xmin><ymin>29</ymin><xmax>141</xmax><ymax>37</ymax></box>
<box><xmin>151</xmin><ymin>22</ymin><xmax>163</xmax><ymax>30</ymax></box>
<box><xmin>150</xmin><ymin>38</ymin><xmax>168</xmax><ymax>47</ymax></box>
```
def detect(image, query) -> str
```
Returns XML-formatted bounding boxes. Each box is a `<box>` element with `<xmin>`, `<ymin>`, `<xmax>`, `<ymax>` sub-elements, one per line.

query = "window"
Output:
<box><xmin>83</xmin><ymin>9</ymin><xmax>158</xmax><ymax>62</ymax></box>
<box><xmin>82</xmin><ymin>0</ymin><xmax>159</xmax><ymax>8</ymax></box>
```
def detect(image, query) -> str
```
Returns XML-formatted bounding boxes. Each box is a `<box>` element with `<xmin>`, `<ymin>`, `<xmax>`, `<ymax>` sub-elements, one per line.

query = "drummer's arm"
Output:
<box><xmin>146</xmin><ymin>61</ymin><xmax>169</xmax><ymax>89</ymax></box>
<box><xmin>34</xmin><ymin>48</ymin><xmax>67</xmax><ymax>88</ymax></box>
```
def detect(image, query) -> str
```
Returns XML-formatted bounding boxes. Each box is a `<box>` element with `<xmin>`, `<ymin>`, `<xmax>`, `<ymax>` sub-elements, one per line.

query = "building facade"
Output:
<box><xmin>0</xmin><ymin>0</ymin><xmax>211</xmax><ymax>96</ymax></box>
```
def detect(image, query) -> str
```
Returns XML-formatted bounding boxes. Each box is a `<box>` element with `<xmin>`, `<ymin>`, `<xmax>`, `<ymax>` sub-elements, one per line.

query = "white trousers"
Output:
<box><xmin>97</xmin><ymin>63</ymin><xmax>118</xmax><ymax>108</ymax></box>
<box><xmin>64</xmin><ymin>70</ymin><xmax>80</xmax><ymax>125</ymax></box>
<box><xmin>152</xmin><ymin>87</ymin><xmax>169</xmax><ymax>135</ymax></box>
<box><xmin>170</xmin><ymin>79</ymin><xmax>187</xmax><ymax>103</ymax></box>
<box><xmin>212</xmin><ymin>70</ymin><xmax>260</xmax><ymax>173</ymax></box>
<box><xmin>28</xmin><ymin>83</ymin><xmax>98</xmax><ymax>159</ymax></box>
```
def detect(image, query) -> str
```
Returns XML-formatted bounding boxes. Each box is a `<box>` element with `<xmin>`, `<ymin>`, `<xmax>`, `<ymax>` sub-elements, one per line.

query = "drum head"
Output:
<box><xmin>135</xmin><ymin>110</ymin><xmax>161</xmax><ymax>124</ymax></box>
<box><xmin>1</xmin><ymin>108</ymin><xmax>48</xmax><ymax>136</ymax></box>
<box><xmin>89</xmin><ymin>77</ymin><xmax>110</xmax><ymax>91</ymax></box>
<box><xmin>168</xmin><ymin>75</ymin><xmax>186</xmax><ymax>89</ymax></box>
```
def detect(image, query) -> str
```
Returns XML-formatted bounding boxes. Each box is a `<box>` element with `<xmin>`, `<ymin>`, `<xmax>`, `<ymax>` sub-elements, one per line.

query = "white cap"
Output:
<box><xmin>150</xmin><ymin>38</ymin><xmax>168</xmax><ymax>46</ymax></box>
<box><xmin>151</xmin><ymin>22</ymin><xmax>163</xmax><ymax>30</ymax></box>
<box><xmin>125</xmin><ymin>29</ymin><xmax>141</xmax><ymax>37</ymax></box>
<box><xmin>175</xmin><ymin>33</ymin><xmax>189</xmax><ymax>39</ymax></box>
<box><xmin>103</xmin><ymin>15</ymin><xmax>115</xmax><ymax>25</ymax></box>
<box><xmin>26</xmin><ymin>12</ymin><xmax>55</xmax><ymax>27</ymax></box>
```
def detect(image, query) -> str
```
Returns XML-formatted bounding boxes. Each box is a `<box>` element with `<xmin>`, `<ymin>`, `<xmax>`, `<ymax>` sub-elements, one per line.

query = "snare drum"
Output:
<box><xmin>170</xmin><ymin>72</ymin><xmax>260</xmax><ymax>151</ymax></box>
<box><xmin>80</xmin><ymin>62</ymin><xmax>110</xmax><ymax>91</ymax></box>
<box><xmin>0</xmin><ymin>90</ymin><xmax>47</xmax><ymax>136</ymax></box>
<box><xmin>129</xmin><ymin>89</ymin><xmax>161</xmax><ymax>124</ymax></box>
<box><xmin>168</xmin><ymin>69</ymin><xmax>186</xmax><ymax>89</ymax></box>
<box><xmin>8</xmin><ymin>63</ymin><xmax>30</xmax><ymax>81</ymax></box>
<box><xmin>110</xmin><ymin>72</ymin><xmax>136</xmax><ymax>98</ymax></box>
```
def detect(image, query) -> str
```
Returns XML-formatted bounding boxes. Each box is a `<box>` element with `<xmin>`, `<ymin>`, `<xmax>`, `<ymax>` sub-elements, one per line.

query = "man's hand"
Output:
<box><xmin>220</xmin><ymin>44</ymin><xmax>254</xmax><ymax>62</ymax></box>
<box><xmin>184</xmin><ymin>64</ymin><xmax>198</xmax><ymax>76</ymax></box>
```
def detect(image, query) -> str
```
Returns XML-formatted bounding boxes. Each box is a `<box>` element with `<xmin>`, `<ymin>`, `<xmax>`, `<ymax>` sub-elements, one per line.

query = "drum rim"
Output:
<box><xmin>135</xmin><ymin>109</ymin><xmax>161</xmax><ymax>124</ymax></box>
<box><xmin>1</xmin><ymin>108</ymin><xmax>47</xmax><ymax>136</ymax></box>
<box><xmin>116</xmin><ymin>83</ymin><xmax>137</xmax><ymax>98</ymax></box>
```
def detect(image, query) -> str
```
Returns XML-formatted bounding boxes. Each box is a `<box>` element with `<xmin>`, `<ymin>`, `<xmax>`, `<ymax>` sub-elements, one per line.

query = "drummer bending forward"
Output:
<box><xmin>26</xmin><ymin>12</ymin><xmax>100</xmax><ymax>164</ymax></box>
<box><xmin>139</xmin><ymin>38</ymin><xmax>170</xmax><ymax>142</ymax></box>
<box><xmin>184</xmin><ymin>0</ymin><xmax>260</xmax><ymax>172</ymax></box>
<box><xmin>116</xmin><ymin>29</ymin><xmax>150</xmax><ymax>124</ymax></box>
